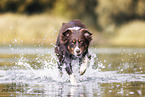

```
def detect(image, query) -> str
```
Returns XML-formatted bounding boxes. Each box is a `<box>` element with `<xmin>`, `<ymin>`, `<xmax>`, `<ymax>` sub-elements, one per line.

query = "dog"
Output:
<box><xmin>55</xmin><ymin>19</ymin><xmax>92</xmax><ymax>84</ymax></box>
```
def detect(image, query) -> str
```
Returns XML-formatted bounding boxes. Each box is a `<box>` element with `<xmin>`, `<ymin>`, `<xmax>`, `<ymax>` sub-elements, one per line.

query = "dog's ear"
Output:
<box><xmin>61</xmin><ymin>29</ymin><xmax>72</xmax><ymax>43</ymax></box>
<box><xmin>81</xmin><ymin>29</ymin><xmax>92</xmax><ymax>42</ymax></box>
<box><xmin>62</xmin><ymin>29</ymin><xmax>72</xmax><ymax>37</ymax></box>
<box><xmin>62</xmin><ymin>23</ymin><xmax>66</xmax><ymax>26</ymax></box>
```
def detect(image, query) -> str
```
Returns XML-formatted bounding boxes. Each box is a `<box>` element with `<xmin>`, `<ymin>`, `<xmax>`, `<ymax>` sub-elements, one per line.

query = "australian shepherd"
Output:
<box><xmin>55</xmin><ymin>19</ymin><xmax>92</xmax><ymax>84</ymax></box>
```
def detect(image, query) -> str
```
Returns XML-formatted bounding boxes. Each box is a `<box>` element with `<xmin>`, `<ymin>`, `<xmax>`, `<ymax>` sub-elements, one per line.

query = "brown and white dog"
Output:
<box><xmin>55</xmin><ymin>19</ymin><xmax>92</xmax><ymax>84</ymax></box>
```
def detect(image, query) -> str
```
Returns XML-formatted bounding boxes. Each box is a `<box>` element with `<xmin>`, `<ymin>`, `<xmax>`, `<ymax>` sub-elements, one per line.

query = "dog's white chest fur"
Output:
<box><xmin>69</xmin><ymin>55</ymin><xmax>89</xmax><ymax>84</ymax></box>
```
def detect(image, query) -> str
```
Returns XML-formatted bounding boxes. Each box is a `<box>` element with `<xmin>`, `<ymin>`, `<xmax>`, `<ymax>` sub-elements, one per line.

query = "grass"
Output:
<box><xmin>110</xmin><ymin>21</ymin><xmax>145</xmax><ymax>47</ymax></box>
<box><xmin>0</xmin><ymin>13</ymin><xmax>145</xmax><ymax>47</ymax></box>
<box><xmin>0</xmin><ymin>13</ymin><xmax>100</xmax><ymax>47</ymax></box>
<box><xmin>0</xmin><ymin>13</ymin><xmax>69</xmax><ymax>46</ymax></box>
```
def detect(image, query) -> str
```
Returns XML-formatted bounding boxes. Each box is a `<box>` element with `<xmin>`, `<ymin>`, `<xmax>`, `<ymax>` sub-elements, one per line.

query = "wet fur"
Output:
<box><xmin>55</xmin><ymin>19</ymin><xmax>92</xmax><ymax>83</ymax></box>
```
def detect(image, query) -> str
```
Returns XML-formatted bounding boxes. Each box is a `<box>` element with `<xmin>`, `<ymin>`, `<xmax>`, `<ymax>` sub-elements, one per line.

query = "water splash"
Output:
<box><xmin>1</xmin><ymin>47</ymin><xmax>145</xmax><ymax>96</ymax></box>
<box><xmin>1</xmin><ymin>47</ymin><xmax>145</xmax><ymax>84</ymax></box>
<box><xmin>5</xmin><ymin>52</ymin><xmax>102</xmax><ymax>84</ymax></box>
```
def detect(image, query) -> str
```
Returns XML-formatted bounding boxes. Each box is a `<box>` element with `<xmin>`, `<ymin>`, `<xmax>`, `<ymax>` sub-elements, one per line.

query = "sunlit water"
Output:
<box><xmin>0</xmin><ymin>46</ymin><xmax>145</xmax><ymax>96</ymax></box>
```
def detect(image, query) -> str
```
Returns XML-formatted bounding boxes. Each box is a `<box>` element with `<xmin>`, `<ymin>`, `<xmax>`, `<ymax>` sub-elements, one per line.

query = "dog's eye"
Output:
<box><xmin>71</xmin><ymin>40</ymin><xmax>76</xmax><ymax>44</ymax></box>
<box><xmin>79</xmin><ymin>40</ymin><xmax>83</xmax><ymax>44</ymax></box>
<box><xmin>71</xmin><ymin>42</ymin><xmax>75</xmax><ymax>44</ymax></box>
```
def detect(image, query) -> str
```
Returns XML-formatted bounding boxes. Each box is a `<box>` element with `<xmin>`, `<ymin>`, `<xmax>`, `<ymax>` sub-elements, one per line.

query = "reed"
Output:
<box><xmin>0</xmin><ymin>13</ymin><xmax>145</xmax><ymax>47</ymax></box>
<box><xmin>110</xmin><ymin>21</ymin><xmax>145</xmax><ymax>47</ymax></box>
<box><xmin>0</xmin><ymin>13</ymin><xmax>68</xmax><ymax>46</ymax></box>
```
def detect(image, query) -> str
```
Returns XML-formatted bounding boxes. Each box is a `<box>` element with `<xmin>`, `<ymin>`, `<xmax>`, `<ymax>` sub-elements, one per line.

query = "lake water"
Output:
<box><xmin>0</xmin><ymin>46</ymin><xmax>145</xmax><ymax>97</ymax></box>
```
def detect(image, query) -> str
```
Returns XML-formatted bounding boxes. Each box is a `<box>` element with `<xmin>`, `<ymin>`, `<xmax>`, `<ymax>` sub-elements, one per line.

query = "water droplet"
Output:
<box><xmin>129</xmin><ymin>92</ymin><xmax>134</xmax><ymax>94</ymax></box>
<box><xmin>108</xmin><ymin>64</ymin><xmax>111</xmax><ymax>67</ymax></box>
<box><xmin>10</xmin><ymin>26</ymin><xmax>12</xmax><ymax>29</ymax></box>
<box><xmin>137</xmin><ymin>90</ymin><xmax>142</xmax><ymax>95</ymax></box>
<box><xmin>109</xmin><ymin>90</ymin><xmax>112</xmax><ymax>93</ymax></box>
<box><xmin>14</xmin><ymin>39</ymin><xmax>17</xmax><ymax>43</ymax></box>
<box><xmin>116</xmin><ymin>85</ymin><xmax>120</xmax><ymax>87</ymax></box>
<box><xmin>104</xmin><ymin>60</ymin><xmax>106</xmax><ymax>63</ymax></box>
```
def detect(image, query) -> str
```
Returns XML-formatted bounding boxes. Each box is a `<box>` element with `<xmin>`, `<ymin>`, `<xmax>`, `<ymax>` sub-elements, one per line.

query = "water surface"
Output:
<box><xmin>0</xmin><ymin>47</ymin><xmax>145</xmax><ymax>96</ymax></box>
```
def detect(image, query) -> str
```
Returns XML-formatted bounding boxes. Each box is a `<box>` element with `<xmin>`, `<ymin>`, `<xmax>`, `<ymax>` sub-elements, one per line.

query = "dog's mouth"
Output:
<box><xmin>74</xmin><ymin>52</ymin><xmax>82</xmax><ymax>57</ymax></box>
<box><xmin>76</xmin><ymin>53</ymin><xmax>81</xmax><ymax>56</ymax></box>
<box><xmin>73</xmin><ymin>46</ymin><xmax>83</xmax><ymax>57</ymax></box>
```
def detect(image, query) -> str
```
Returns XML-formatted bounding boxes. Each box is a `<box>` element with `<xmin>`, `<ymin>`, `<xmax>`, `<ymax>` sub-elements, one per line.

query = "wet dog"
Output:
<box><xmin>55</xmin><ymin>19</ymin><xmax>92</xmax><ymax>84</ymax></box>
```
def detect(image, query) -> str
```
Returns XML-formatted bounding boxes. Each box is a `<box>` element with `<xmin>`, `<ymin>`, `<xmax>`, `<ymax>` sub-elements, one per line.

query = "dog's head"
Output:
<box><xmin>61</xmin><ymin>26</ymin><xmax>92</xmax><ymax>57</ymax></box>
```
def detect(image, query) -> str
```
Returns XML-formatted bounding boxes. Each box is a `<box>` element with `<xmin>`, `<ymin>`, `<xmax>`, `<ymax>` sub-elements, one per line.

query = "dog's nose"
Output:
<box><xmin>76</xmin><ymin>49</ymin><xmax>80</xmax><ymax>53</ymax></box>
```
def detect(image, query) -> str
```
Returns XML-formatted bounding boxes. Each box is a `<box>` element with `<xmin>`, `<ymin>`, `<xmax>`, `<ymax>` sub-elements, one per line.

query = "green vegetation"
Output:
<box><xmin>0</xmin><ymin>0</ymin><xmax>145</xmax><ymax>47</ymax></box>
<box><xmin>110</xmin><ymin>21</ymin><xmax>145</xmax><ymax>46</ymax></box>
<box><xmin>0</xmin><ymin>13</ymin><xmax>100</xmax><ymax>46</ymax></box>
<box><xmin>0</xmin><ymin>13</ymin><xmax>68</xmax><ymax>46</ymax></box>
<box><xmin>96</xmin><ymin>0</ymin><xmax>145</xmax><ymax>32</ymax></box>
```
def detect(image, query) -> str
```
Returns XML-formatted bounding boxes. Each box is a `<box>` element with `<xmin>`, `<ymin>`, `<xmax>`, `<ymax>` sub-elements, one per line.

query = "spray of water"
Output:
<box><xmin>12</xmin><ymin>52</ymin><xmax>104</xmax><ymax>83</ymax></box>
<box><xmin>1</xmin><ymin>47</ymin><xmax>145</xmax><ymax>85</ymax></box>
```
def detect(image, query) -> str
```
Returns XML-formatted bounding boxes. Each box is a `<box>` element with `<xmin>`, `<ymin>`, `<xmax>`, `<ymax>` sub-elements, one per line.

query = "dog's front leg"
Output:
<box><xmin>69</xmin><ymin>73</ymin><xmax>77</xmax><ymax>84</ymax></box>
<box><xmin>58</xmin><ymin>62</ymin><xmax>63</xmax><ymax>77</ymax></box>
<box><xmin>65</xmin><ymin>63</ymin><xmax>77</xmax><ymax>84</ymax></box>
<box><xmin>79</xmin><ymin>55</ymin><xmax>88</xmax><ymax>75</ymax></box>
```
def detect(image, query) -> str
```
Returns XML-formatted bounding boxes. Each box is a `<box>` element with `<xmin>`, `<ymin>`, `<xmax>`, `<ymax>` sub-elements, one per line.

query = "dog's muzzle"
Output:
<box><xmin>74</xmin><ymin>46</ymin><xmax>82</xmax><ymax>56</ymax></box>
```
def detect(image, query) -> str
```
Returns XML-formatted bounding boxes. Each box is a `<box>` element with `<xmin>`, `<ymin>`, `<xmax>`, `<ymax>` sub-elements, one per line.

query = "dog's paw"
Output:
<box><xmin>59</xmin><ymin>72</ymin><xmax>63</xmax><ymax>78</ymax></box>
<box><xmin>69</xmin><ymin>74</ymin><xmax>77</xmax><ymax>84</ymax></box>
<box><xmin>79</xmin><ymin>64</ymin><xmax>87</xmax><ymax>75</ymax></box>
<box><xmin>87</xmin><ymin>54</ymin><xmax>91</xmax><ymax>60</ymax></box>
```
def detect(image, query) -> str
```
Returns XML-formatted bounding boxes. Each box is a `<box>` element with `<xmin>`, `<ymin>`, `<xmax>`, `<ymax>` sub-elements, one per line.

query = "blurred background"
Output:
<box><xmin>0</xmin><ymin>0</ymin><xmax>145</xmax><ymax>47</ymax></box>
